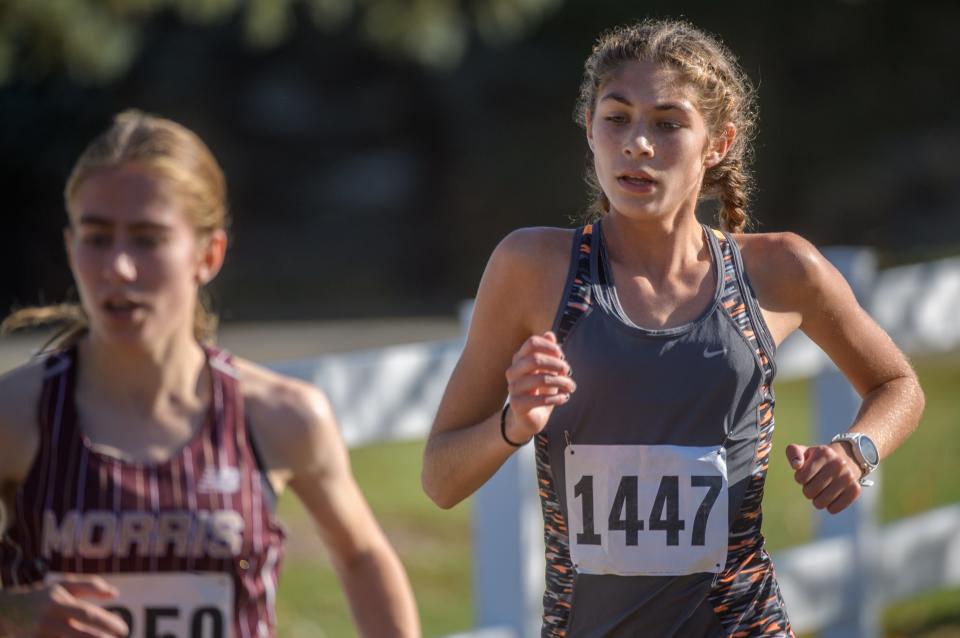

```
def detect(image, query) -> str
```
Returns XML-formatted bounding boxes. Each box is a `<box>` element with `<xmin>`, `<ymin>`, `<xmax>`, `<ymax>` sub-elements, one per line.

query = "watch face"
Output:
<box><xmin>859</xmin><ymin>436</ymin><xmax>880</xmax><ymax>466</ymax></box>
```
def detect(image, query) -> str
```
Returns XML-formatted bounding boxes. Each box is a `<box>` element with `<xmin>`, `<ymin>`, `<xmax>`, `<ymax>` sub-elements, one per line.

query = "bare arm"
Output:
<box><xmin>0</xmin><ymin>359</ymin><xmax>44</xmax><ymax>516</ymax></box>
<box><xmin>242</xmin><ymin>367</ymin><xmax>419</xmax><ymax>637</ymax></box>
<box><xmin>743</xmin><ymin>233</ymin><xmax>924</xmax><ymax>513</ymax></box>
<box><xmin>421</xmin><ymin>228</ymin><xmax>575</xmax><ymax>509</ymax></box>
<box><xmin>288</xmin><ymin>395</ymin><xmax>419</xmax><ymax>638</ymax></box>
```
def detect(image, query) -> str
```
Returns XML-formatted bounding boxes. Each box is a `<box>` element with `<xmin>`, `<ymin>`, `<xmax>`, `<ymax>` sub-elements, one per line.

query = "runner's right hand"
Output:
<box><xmin>1</xmin><ymin>575</ymin><xmax>128</xmax><ymax>638</ymax></box>
<box><xmin>503</xmin><ymin>331</ymin><xmax>576</xmax><ymax>444</ymax></box>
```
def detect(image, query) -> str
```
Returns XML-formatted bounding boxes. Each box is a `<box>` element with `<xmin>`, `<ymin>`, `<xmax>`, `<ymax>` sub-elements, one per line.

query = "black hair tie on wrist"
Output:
<box><xmin>500</xmin><ymin>403</ymin><xmax>528</xmax><ymax>447</ymax></box>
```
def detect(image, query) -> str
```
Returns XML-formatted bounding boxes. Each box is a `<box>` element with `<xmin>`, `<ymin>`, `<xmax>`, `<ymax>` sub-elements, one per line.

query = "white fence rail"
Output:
<box><xmin>270</xmin><ymin>251</ymin><xmax>960</xmax><ymax>638</ymax></box>
<box><xmin>273</xmin><ymin>338</ymin><xmax>463</xmax><ymax>449</ymax></box>
<box><xmin>776</xmin><ymin>503</ymin><xmax>960</xmax><ymax>634</ymax></box>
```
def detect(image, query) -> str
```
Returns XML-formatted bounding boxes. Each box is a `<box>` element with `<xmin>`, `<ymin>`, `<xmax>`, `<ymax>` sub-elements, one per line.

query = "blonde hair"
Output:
<box><xmin>2</xmin><ymin>110</ymin><xmax>228</xmax><ymax>349</ymax></box>
<box><xmin>575</xmin><ymin>19</ymin><xmax>758</xmax><ymax>232</ymax></box>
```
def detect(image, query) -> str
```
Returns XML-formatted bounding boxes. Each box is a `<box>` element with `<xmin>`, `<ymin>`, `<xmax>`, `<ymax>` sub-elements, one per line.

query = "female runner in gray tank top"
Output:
<box><xmin>422</xmin><ymin>19</ymin><xmax>924</xmax><ymax>638</ymax></box>
<box><xmin>0</xmin><ymin>111</ymin><xmax>419</xmax><ymax>638</ymax></box>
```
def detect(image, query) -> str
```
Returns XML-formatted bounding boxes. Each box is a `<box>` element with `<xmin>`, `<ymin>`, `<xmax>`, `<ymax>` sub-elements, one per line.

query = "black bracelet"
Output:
<box><xmin>500</xmin><ymin>403</ymin><xmax>528</xmax><ymax>447</ymax></box>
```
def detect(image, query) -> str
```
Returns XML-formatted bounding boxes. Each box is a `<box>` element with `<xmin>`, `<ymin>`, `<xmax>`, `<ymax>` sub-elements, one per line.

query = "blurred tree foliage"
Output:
<box><xmin>0</xmin><ymin>0</ymin><xmax>562</xmax><ymax>84</ymax></box>
<box><xmin>1</xmin><ymin>1</ymin><xmax>957</xmax><ymax>321</ymax></box>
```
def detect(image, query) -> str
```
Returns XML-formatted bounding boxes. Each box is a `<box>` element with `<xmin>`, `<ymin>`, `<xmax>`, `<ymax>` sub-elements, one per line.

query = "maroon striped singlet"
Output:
<box><xmin>0</xmin><ymin>347</ymin><xmax>286</xmax><ymax>638</ymax></box>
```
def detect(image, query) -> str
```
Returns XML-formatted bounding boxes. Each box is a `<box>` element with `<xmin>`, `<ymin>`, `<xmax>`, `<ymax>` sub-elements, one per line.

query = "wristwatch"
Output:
<box><xmin>831</xmin><ymin>432</ymin><xmax>880</xmax><ymax>486</ymax></box>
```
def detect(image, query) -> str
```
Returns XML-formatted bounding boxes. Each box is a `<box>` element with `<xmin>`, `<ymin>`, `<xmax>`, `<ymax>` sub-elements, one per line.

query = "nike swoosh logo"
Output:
<box><xmin>703</xmin><ymin>347</ymin><xmax>726</xmax><ymax>358</ymax></box>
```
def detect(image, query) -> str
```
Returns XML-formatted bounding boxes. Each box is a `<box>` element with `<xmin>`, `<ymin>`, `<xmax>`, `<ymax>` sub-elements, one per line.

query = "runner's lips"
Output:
<box><xmin>617</xmin><ymin>170</ymin><xmax>657</xmax><ymax>185</ymax></box>
<box><xmin>617</xmin><ymin>174</ymin><xmax>657</xmax><ymax>192</ymax></box>
<box><xmin>102</xmin><ymin>297</ymin><xmax>149</xmax><ymax>312</ymax></box>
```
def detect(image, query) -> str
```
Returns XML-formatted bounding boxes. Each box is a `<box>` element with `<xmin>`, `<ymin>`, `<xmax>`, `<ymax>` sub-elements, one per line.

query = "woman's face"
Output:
<box><xmin>66</xmin><ymin>163</ymin><xmax>222</xmax><ymax>349</ymax></box>
<box><xmin>587</xmin><ymin>60</ymin><xmax>726</xmax><ymax>224</ymax></box>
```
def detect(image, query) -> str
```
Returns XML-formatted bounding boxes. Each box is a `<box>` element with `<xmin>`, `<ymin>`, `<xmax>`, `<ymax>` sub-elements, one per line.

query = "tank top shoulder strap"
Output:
<box><xmin>551</xmin><ymin>224</ymin><xmax>595</xmax><ymax>345</ymax></box>
<box><xmin>35</xmin><ymin>348</ymin><xmax>80</xmax><ymax>458</ymax></box>
<box><xmin>710</xmin><ymin>228</ymin><xmax>777</xmax><ymax>382</ymax></box>
<box><xmin>205</xmin><ymin>347</ymin><xmax>249</xmax><ymax>475</ymax></box>
<box><xmin>205</xmin><ymin>347</ymin><xmax>278</xmax><ymax>510</ymax></box>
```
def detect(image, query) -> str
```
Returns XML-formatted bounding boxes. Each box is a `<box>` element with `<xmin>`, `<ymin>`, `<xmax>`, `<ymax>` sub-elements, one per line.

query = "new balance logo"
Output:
<box><xmin>703</xmin><ymin>347</ymin><xmax>727</xmax><ymax>359</ymax></box>
<box><xmin>197</xmin><ymin>467</ymin><xmax>240</xmax><ymax>494</ymax></box>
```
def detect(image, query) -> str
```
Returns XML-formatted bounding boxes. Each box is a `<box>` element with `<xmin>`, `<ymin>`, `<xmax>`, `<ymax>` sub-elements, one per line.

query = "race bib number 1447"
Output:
<box><xmin>564</xmin><ymin>444</ymin><xmax>728</xmax><ymax>576</ymax></box>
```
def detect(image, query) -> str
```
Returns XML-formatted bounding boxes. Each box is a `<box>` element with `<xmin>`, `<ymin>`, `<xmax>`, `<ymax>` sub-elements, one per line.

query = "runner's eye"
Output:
<box><xmin>132</xmin><ymin>234</ymin><xmax>164</xmax><ymax>248</ymax></box>
<box><xmin>81</xmin><ymin>232</ymin><xmax>112</xmax><ymax>248</ymax></box>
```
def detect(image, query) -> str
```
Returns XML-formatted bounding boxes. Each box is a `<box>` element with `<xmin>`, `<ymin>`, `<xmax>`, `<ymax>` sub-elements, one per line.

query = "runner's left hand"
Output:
<box><xmin>785</xmin><ymin>443</ymin><xmax>863</xmax><ymax>514</ymax></box>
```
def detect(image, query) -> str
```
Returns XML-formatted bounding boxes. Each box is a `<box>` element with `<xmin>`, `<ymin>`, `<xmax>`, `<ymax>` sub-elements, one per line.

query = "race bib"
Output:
<box><xmin>564</xmin><ymin>444</ymin><xmax>728</xmax><ymax>576</ymax></box>
<box><xmin>48</xmin><ymin>572</ymin><xmax>233</xmax><ymax>638</ymax></box>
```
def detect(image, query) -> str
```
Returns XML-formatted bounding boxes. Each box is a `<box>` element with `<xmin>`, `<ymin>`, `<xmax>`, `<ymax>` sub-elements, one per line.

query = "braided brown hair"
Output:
<box><xmin>575</xmin><ymin>19</ymin><xmax>758</xmax><ymax>232</ymax></box>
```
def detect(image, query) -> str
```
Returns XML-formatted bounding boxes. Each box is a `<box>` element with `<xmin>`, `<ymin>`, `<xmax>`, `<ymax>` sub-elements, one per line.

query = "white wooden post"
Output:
<box><xmin>462</xmin><ymin>301</ymin><xmax>545</xmax><ymax>638</ymax></box>
<box><xmin>813</xmin><ymin>247</ymin><xmax>881</xmax><ymax>638</ymax></box>
<box><xmin>471</xmin><ymin>446</ymin><xmax>543</xmax><ymax>638</ymax></box>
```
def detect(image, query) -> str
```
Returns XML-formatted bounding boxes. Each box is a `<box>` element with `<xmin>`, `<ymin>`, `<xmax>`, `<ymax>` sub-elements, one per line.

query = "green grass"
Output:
<box><xmin>881</xmin><ymin>358</ymin><xmax>960</xmax><ymax>521</ymax></box>
<box><xmin>274</xmin><ymin>442</ymin><xmax>473</xmax><ymax>638</ymax></box>
<box><xmin>274</xmin><ymin>359</ymin><xmax>960</xmax><ymax>637</ymax></box>
<box><xmin>883</xmin><ymin>587</ymin><xmax>960</xmax><ymax>638</ymax></box>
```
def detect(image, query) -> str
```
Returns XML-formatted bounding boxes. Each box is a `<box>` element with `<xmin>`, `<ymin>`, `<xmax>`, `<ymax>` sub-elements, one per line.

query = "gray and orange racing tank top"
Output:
<box><xmin>0</xmin><ymin>347</ymin><xmax>286</xmax><ymax>638</ymax></box>
<box><xmin>537</xmin><ymin>221</ymin><xmax>793</xmax><ymax>637</ymax></box>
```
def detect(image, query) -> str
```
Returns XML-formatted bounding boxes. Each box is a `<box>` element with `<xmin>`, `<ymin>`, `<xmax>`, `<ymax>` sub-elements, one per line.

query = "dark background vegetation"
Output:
<box><xmin>2</xmin><ymin>0</ymin><xmax>958</xmax><ymax>321</ymax></box>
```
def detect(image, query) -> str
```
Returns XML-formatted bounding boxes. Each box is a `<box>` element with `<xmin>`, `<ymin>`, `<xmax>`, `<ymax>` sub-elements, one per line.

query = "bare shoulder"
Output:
<box><xmin>733</xmin><ymin>231</ymin><xmax>831</xmax><ymax>311</ymax></box>
<box><xmin>231</xmin><ymin>357</ymin><xmax>340</xmax><ymax>479</ymax></box>
<box><xmin>495</xmin><ymin>226</ymin><xmax>575</xmax><ymax>261</ymax></box>
<box><xmin>0</xmin><ymin>357</ymin><xmax>48</xmax><ymax>482</ymax></box>
<box><xmin>484</xmin><ymin>226</ymin><xmax>578</xmax><ymax>333</ymax></box>
<box><xmin>488</xmin><ymin>226</ymin><xmax>575</xmax><ymax>284</ymax></box>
